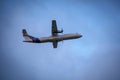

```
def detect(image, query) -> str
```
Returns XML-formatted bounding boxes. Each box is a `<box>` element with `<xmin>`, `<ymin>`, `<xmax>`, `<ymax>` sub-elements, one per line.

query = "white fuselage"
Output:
<box><xmin>39</xmin><ymin>33</ymin><xmax>82</xmax><ymax>43</ymax></box>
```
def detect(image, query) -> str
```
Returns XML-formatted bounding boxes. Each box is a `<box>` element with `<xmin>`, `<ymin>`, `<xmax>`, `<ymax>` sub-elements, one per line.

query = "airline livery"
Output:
<box><xmin>22</xmin><ymin>20</ymin><xmax>82</xmax><ymax>48</ymax></box>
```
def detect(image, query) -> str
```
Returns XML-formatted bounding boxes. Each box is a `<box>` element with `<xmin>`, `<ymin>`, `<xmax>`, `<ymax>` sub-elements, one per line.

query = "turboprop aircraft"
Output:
<box><xmin>22</xmin><ymin>20</ymin><xmax>82</xmax><ymax>48</ymax></box>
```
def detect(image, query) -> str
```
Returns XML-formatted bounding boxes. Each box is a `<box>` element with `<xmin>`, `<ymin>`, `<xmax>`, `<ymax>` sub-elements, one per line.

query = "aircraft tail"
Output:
<box><xmin>22</xmin><ymin>29</ymin><xmax>40</xmax><ymax>43</ymax></box>
<box><xmin>22</xmin><ymin>29</ymin><xmax>28</xmax><ymax>36</ymax></box>
<box><xmin>22</xmin><ymin>29</ymin><xmax>32</xmax><ymax>42</ymax></box>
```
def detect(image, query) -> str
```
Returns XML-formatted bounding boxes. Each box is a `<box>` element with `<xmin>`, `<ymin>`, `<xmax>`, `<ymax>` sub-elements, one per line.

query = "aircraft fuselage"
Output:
<box><xmin>23</xmin><ymin>33</ymin><xmax>82</xmax><ymax>43</ymax></box>
<box><xmin>40</xmin><ymin>33</ymin><xmax>82</xmax><ymax>42</ymax></box>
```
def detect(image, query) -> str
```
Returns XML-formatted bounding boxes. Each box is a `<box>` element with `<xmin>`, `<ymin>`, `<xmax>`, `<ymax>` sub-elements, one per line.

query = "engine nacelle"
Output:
<box><xmin>57</xmin><ymin>29</ymin><xmax>63</xmax><ymax>33</ymax></box>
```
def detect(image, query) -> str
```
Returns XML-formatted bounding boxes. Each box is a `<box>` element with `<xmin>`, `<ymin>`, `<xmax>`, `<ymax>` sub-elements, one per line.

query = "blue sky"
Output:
<box><xmin>0</xmin><ymin>0</ymin><xmax>120</xmax><ymax>80</ymax></box>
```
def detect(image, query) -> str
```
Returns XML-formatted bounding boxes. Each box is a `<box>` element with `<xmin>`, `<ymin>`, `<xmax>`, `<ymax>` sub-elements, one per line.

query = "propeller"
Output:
<box><xmin>61</xmin><ymin>28</ymin><xmax>63</xmax><ymax>33</ymax></box>
<box><xmin>62</xmin><ymin>40</ymin><xmax>64</xmax><ymax>44</ymax></box>
<box><xmin>57</xmin><ymin>28</ymin><xmax>64</xmax><ymax>33</ymax></box>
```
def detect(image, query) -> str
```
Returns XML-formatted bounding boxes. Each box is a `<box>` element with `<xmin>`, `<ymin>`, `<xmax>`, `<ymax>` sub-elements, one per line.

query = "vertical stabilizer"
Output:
<box><xmin>22</xmin><ymin>29</ymin><xmax>28</xmax><ymax>36</ymax></box>
<box><xmin>22</xmin><ymin>29</ymin><xmax>32</xmax><ymax>41</ymax></box>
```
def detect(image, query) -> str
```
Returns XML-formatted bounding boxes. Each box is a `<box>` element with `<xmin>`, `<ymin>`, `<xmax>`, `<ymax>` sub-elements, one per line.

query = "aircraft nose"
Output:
<box><xmin>77</xmin><ymin>34</ymin><xmax>82</xmax><ymax>38</ymax></box>
<box><xmin>80</xmin><ymin>34</ymin><xmax>82</xmax><ymax>37</ymax></box>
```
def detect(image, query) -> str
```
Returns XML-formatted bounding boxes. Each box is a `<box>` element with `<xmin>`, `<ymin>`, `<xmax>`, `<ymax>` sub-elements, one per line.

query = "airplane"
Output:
<box><xmin>22</xmin><ymin>20</ymin><xmax>82</xmax><ymax>48</ymax></box>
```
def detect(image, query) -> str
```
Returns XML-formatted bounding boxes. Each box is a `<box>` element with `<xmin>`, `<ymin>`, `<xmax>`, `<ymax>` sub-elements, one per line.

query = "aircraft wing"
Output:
<box><xmin>51</xmin><ymin>20</ymin><xmax>58</xmax><ymax>48</ymax></box>
<box><xmin>52</xmin><ymin>20</ymin><xmax>58</xmax><ymax>36</ymax></box>
<box><xmin>52</xmin><ymin>41</ymin><xmax>58</xmax><ymax>48</ymax></box>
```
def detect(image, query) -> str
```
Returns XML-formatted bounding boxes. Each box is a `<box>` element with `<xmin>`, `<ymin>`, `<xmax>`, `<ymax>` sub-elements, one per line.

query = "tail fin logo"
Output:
<box><xmin>22</xmin><ymin>29</ymin><xmax>40</xmax><ymax>43</ymax></box>
<box><xmin>22</xmin><ymin>29</ymin><xmax>28</xmax><ymax>36</ymax></box>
